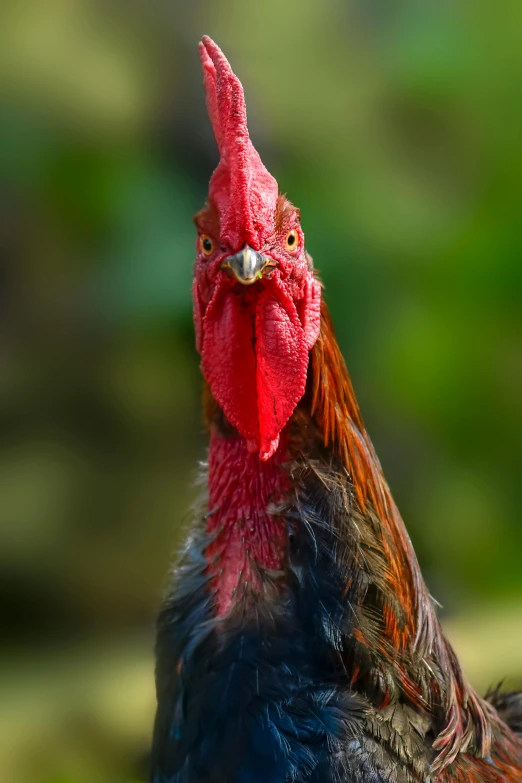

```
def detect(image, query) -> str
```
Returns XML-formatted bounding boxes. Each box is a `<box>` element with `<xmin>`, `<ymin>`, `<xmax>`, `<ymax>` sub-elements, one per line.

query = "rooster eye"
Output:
<box><xmin>200</xmin><ymin>235</ymin><xmax>214</xmax><ymax>256</ymax></box>
<box><xmin>285</xmin><ymin>229</ymin><xmax>299</xmax><ymax>251</ymax></box>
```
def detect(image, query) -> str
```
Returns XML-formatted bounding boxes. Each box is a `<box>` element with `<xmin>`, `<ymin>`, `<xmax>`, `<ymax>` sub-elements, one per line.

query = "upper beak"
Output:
<box><xmin>220</xmin><ymin>246</ymin><xmax>276</xmax><ymax>285</ymax></box>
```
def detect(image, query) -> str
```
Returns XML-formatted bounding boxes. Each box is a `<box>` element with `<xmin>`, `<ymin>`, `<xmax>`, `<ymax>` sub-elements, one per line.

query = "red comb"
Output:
<box><xmin>199</xmin><ymin>36</ymin><xmax>278</xmax><ymax>252</ymax></box>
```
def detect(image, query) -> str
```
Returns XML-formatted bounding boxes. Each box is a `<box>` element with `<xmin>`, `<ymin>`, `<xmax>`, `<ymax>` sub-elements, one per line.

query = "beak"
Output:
<box><xmin>220</xmin><ymin>246</ymin><xmax>276</xmax><ymax>285</ymax></box>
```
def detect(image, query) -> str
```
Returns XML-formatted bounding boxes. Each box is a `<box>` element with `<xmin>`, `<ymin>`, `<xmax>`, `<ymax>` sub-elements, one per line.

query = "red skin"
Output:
<box><xmin>194</xmin><ymin>38</ymin><xmax>321</xmax><ymax>612</ymax></box>
<box><xmin>206</xmin><ymin>430</ymin><xmax>289</xmax><ymax>615</ymax></box>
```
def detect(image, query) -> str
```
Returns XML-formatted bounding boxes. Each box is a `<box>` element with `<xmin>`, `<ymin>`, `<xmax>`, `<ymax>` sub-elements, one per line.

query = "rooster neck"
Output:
<box><xmin>204</xmin><ymin>429</ymin><xmax>290</xmax><ymax>616</ymax></box>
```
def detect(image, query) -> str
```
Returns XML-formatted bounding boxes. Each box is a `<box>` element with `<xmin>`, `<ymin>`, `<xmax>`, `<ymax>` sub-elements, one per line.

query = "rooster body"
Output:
<box><xmin>151</xmin><ymin>38</ymin><xmax>522</xmax><ymax>783</ymax></box>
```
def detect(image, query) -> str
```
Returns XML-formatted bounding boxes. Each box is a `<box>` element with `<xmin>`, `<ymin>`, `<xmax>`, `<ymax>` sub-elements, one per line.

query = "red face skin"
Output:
<box><xmin>194</xmin><ymin>37</ymin><xmax>321</xmax><ymax>460</ymax></box>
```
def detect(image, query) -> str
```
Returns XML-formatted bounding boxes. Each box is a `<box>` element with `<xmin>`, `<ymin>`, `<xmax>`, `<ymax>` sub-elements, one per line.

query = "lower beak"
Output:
<box><xmin>220</xmin><ymin>246</ymin><xmax>275</xmax><ymax>285</ymax></box>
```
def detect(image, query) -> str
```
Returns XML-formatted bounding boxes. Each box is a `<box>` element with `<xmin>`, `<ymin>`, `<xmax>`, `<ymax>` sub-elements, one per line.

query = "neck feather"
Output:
<box><xmin>308</xmin><ymin>300</ymin><xmax>517</xmax><ymax>773</ymax></box>
<box><xmin>310</xmin><ymin>302</ymin><xmax>422</xmax><ymax>652</ymax></box>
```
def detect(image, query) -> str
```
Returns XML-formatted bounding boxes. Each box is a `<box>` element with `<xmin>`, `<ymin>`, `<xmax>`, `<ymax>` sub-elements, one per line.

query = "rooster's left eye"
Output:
<box><xmin>200</xmin><ymin>235</ymin><xmax>214</xmax><ymax>256</ymax></box>
<box><xmin>285</xmin><ymin>229</ymin><xmax>299</xmax><ymax>252</ymax></box>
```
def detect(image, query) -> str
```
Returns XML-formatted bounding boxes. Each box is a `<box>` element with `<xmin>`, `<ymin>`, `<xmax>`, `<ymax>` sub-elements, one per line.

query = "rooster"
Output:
<box><xmin>151</xmin><ymin>37</ymin><xmax>522</xmax><ymax>782</ymax></box>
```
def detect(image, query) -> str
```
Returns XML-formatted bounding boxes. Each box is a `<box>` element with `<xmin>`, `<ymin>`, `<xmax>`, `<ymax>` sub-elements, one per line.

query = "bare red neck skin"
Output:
<box><xmin>205</xmin><ymin>428</ymin><xmax>290</xmax><ymax>616</ymax></box>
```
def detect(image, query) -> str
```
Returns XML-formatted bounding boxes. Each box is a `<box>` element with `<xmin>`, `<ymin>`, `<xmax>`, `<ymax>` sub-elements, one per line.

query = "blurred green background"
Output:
<box><xmin>1</xmin><ymin>1</ymin><xmax>521</xmax><ymax>781</ymax></box>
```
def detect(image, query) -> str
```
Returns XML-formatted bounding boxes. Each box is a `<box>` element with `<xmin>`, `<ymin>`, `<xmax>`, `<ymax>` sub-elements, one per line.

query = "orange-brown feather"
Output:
<box><xmin>309</xmin><ymin>298</ymin><xmax>522</xmax><ymax>776</ymax></box>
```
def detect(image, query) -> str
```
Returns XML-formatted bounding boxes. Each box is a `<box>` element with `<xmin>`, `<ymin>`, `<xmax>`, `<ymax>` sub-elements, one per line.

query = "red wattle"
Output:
<box><xmin>255</xmin><ymin>283</ymin><xmax>308</xmax><ymax>459</ymax></box>
<box><xmin>202</xmin><ymin>280</ymin><xmax>259</xmax><ymax>442</ymax></box>
<box><xmin>201</xmin><ymin>277</ymin><xmax>309</xmax><ymax>458</ymax></box>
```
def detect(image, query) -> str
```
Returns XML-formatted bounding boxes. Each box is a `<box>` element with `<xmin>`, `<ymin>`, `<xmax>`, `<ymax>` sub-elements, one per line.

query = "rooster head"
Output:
<box><xmin>193</xmin><ymin>36</ymin><xmax>321</xmax><ymax>460</ymax></box>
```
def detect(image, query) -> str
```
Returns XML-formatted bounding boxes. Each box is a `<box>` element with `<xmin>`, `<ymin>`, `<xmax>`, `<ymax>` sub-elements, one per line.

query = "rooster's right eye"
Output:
<box><xmin>201</xmin><ymin>235</ymin><xmax>214</xmax><ymax>256</ymax></box>
<box><xmin>285</xmin><ymin>229</ymin><xmax>299</xmax><ymax>252</ymax></box>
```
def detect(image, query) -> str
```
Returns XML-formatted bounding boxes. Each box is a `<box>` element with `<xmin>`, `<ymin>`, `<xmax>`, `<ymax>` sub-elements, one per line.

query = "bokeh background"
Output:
<box><xmin>1</xmin><ymin>1</ymin><xmax>521</xmax><ymax>781</ymax></box>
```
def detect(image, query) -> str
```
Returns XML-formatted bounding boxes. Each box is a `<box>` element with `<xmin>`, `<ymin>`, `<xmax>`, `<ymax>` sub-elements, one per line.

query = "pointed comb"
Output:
<box><xmin>199</xmin><ymin>36</ymin><xmax>278</xmax><ymax>252</ymax></box>
<box><xmin>198</xmin><ymin>36</ymin><xmax>246</xmax><ymax>155</ymax></box>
